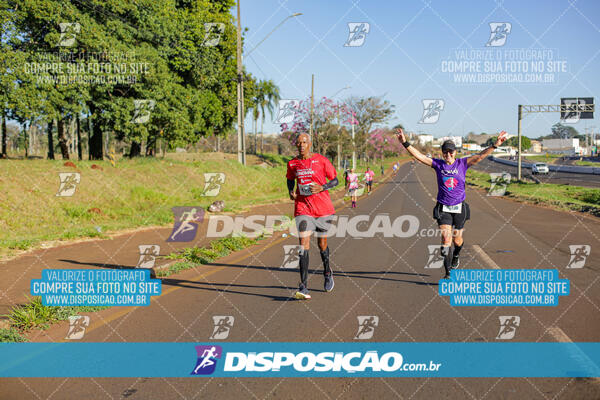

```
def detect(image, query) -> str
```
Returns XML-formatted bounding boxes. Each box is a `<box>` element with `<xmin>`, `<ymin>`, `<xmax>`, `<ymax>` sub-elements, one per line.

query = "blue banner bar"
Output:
<box><xmin>1</xmin><ymin>342</ymin><xmax>599</xmax><ymax>377</ymax></box>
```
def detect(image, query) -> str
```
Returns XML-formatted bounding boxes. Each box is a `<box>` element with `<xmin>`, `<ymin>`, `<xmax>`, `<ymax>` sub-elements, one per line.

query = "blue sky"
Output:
<box><xmin>238</xmin><ymin>0</ymin><xmax>600</xmax><ymax>139</ymax></box>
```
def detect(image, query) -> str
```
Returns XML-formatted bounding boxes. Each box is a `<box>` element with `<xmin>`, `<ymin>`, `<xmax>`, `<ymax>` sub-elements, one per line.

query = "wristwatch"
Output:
<box><xmin>492</xmin><ymin>144</ymin><xmax>498</xmax><ymax>149</ymax></box>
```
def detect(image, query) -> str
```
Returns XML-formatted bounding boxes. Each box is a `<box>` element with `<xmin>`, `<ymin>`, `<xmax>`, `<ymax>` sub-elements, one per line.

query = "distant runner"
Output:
<box><xmin>287</xmin><ymin>133</ymin><xmax>339</xmax><ymax>299</ymax></box>
<box><xmin>396</xmin><ymin>128</ymin><xmax>507</xmax><ymax>278</ymax></box>
<box><xmin>364</xmin><ymin>166</ymin><xmax>374</xmax><ymax>195</ymax></box>
<box><xmin>347</xmin><ymin>168</ymin><xmax>359</xmax><ymax>208</ymax></box>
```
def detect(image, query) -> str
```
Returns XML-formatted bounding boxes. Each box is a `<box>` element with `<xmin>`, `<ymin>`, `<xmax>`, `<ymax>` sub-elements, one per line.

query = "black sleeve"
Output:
<box><xmin>287</xmin><ymin>179</ymin><xmax>295</xmax><ymax>193</ymax></box>
<box><xmin>322</xmin><ymin>177</ymin><xmax>339</xmax><ymax>191</ymax></box>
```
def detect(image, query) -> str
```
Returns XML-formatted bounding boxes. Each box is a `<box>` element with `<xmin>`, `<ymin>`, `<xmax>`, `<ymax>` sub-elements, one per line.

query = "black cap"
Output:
<box><xmin>441</xmin><ymin>140</ymin><xmax>456</xmax><ymax>152</ymax></box>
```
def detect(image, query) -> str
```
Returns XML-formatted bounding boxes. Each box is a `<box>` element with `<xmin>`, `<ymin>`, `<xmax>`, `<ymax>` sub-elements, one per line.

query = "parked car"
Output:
<box><xmin>532</xmin><ymin>163</ymin><xmax>549</xmax><ymax>174</ymax></box>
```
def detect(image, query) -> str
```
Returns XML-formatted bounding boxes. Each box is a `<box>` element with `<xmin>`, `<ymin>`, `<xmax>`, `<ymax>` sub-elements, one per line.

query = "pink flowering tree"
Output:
<box><xmin>367</xmin><ymin>128</ymin><xmax>404</xmax><ymax>161</ymax></box>
<box><xmin>280</xmin><ymin>97</ymin><xmax>358</xmax><ymax>157</ymax></box>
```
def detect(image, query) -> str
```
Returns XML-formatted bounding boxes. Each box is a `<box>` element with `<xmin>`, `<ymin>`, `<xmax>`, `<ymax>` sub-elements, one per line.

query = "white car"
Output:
<box><xmin>532</xmin><ymin>163</ymin><xmax>549</xmax><ymax>174</ymax></box>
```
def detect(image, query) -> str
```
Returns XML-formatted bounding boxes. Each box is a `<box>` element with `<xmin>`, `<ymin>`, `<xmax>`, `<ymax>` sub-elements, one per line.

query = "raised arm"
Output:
<box><xmin>467</xmin><ymin>131</ymin><xmax>508</xmax><ymax>167</ymax></box>
<box><xmin>395</xmin><ymin>128</ymin><xmax>433</xmax><ymax>167</ymax></box>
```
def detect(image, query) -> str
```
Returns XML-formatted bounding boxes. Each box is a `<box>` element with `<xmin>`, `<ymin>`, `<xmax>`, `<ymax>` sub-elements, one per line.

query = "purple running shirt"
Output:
<box><xmin>431</xmin><ymin>157</ymin><xmax>469</xmax><ymax>206</ymax></box>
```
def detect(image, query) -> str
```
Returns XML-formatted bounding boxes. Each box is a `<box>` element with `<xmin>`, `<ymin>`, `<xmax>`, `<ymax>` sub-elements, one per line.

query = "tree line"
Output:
<box><xmin>0</xmin><ymin>0</ymin><xmax>279</xmax><ymax>160</ymax></box>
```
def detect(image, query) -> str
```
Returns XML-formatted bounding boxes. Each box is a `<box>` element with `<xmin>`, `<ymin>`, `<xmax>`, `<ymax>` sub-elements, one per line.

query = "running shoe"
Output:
<box><xmin>451</xmin><ymin>255</ymin><xmax>460</xmax><ymax>269</ymax></box>
<box><xmin>324</xmin><ymin>274</ymin><xmax>334</xmax><ymax>292</ymax></box>
<box><xmin>294</xmin><ymin>284</ymin><xmax>311</xmax><ymax>300</ymax></box>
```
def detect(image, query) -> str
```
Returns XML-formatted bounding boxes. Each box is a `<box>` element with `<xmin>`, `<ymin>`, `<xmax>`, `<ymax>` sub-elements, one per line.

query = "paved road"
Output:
<box><xmin>472</xmin><ymin>158</ymin><xmax>600</xmax><ymax>188</ymax></box>
<box><xmin>3</xmin><ymin>161</ymin><xmax>600</xmax><ymax>399</ymax></box>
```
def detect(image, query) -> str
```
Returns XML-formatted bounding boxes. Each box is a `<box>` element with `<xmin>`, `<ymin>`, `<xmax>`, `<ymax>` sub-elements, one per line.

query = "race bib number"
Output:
<box><xmin>442</xmin><ymin>203</ymin><xmax>462</xmax><ymax>213</ymax></box>
<box><xmin>298</xmin><ymin>184</ymin><xmax>312</xmax><ymax>196</ymax></box>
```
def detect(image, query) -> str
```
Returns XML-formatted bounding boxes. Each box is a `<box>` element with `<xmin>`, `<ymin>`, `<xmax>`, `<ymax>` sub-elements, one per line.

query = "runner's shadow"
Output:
<box><xmin>205</xmin><ymin>263</ymin><xmax>438</xmax><ymax>286</ymax></box>
<box><xmin>159</xmin><ymin>278</ymin><xmax>292</xmax><ymax>301</ymax></box>
<box><xmin>59</xmin><ymin>259</ymin><xmax>136</xmax><ymax>269</ymax></box>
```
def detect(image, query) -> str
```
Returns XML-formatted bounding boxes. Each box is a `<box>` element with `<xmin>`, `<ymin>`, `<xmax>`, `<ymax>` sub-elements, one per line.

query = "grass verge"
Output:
<box><xmin>1</xmin><ymin>153</ymin><xmax>401</xmax><ymax>259</ymax></box>
<box><xmin>574</xmin><ymin>160</ymin><xmax>600</xmax><ymax>167</ymax></box>
<box><xmin>4</xmin><ymin>296</ymin><xmax>108</xmax><ymax>333</ymax></box>
<box><xmin>0</xmin><ymin>327</ymin><xmax>28</xmax><ymax>342</ymax></box>
<box><xmin>159</xmin><ymin>234</ymin><xmax>264</xmax><ymax>277</ymax></box>
<box><xmin>467</xmin><ymin>169</ymin><xmax>600</xmax><ymax>215</ymax></box>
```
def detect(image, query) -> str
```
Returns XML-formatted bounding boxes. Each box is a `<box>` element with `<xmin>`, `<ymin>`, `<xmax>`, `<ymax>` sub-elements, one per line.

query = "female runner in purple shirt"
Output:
<box><xmin>396</xmin><ymin>128</ymin><xmax>508</xmax><ymax>278</ymax></box>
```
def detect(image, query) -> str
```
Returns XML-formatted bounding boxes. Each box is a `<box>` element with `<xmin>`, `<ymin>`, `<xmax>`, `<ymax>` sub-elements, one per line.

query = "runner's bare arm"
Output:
<box><xmin>395</xmin><ymin>128</ymin><xmax>432</xmax><ymax>167</ymax></box>
<box><xmin>467</xmin><ymin>131</ymin><xmax>508</xmax><ymax>167</ymax></box>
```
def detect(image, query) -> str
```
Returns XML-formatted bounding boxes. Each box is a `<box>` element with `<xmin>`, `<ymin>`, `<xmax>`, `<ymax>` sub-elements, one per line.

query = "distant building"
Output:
<box><xmin>465</xmin><ymin>132</ymin><xmax>492</xmax><ymax>145</ymax></box>
<box><xmin>495</xmin><ymin>146</ymin><xmax>517</xmax><ymax>156</ymax></box>
<box><xmin>417</xmin><ymin>135</ymin><xmax>433</xmax><ymax>146</ymax></box>
<box><xmin>435</xmin><ymin>136</ymin><xmax>462</xmax><ymax>148</ymax></box>
<box><xmin>462</xmin><ymin>143</ymin><xmax>482</xmax><ymax>152</ymax></box>
<box><xmin>529</xmin><ymin>140</ymin><xmax>542</xmax><ymax>153</ymax></box>
<box><xmin>541</xmin><ymin>138</ymin><xmax>581</xmax><ymax>155</ymax></box>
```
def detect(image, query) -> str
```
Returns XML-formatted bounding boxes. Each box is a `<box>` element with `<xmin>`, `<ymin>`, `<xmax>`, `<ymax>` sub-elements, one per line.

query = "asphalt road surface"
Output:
<box><xmin>472</xmin><ymin>158</ymin><xmax>600</xmax><ymax>188</ymax></box>
<box><xmin>3</xmin><ymin>161</ymin><xmax>600</xmax><ymax>399</ymax></box>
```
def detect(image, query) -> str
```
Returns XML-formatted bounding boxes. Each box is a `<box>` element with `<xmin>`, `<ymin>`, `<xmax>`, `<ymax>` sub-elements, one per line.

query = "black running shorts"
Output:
<box><xmin>295</xmin><ymin>215</ymin><xmax>334</xmax><ymax>237</ymax></box>
<box><xmin>433</xmin><ymin>202</ymin><xmax>470</xmax><ymax>229</ymax></box>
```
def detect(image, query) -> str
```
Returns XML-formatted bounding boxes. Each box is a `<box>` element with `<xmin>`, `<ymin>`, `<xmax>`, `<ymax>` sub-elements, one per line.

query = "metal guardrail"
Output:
<box><xmin>489</xmin><ymin>156</ymin><xmax>600</xmax><ymax>175</ymax></box>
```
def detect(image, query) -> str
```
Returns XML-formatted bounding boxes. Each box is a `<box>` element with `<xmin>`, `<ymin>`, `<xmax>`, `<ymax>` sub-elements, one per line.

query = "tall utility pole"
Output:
<box><xmin>351</xmin><ymin>116</ymin><xmax>356</xmax><ymax>170</ymax></box>
<box><xmin>236</xmin><ymin>1</ymin><xmax>246</xmax><ymax>165</ymax></box>
<box><xmin>517</xmin><ymin>104</ymin><xmax>522</xmax><ymax>180</ymax></box>
<box><xmin>331</xmin><ymin>85</ymin><xmax>350</xmax><ymax>169</ymax></box>
<box><xmin>310</xmin><ymin>74</ymin><xmax>314</xmax><ymax>141</ymax></box>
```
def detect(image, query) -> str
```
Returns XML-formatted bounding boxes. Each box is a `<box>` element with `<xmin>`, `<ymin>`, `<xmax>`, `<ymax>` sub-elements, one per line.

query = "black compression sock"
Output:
<box><xmin>320</xmin><ymin>247</ymin><xmax>331</xmax><ymax>276</ymax></box>
<box><xmin>299</xmin><ymin>249</ymin><xmax>309</xmax><ymax>287</ymax></box>
<box><xmin>453</xmin><ymin>244</ymin><xmax>463</xmax><ymax>258</ymax></box>
<box><xmin>441</xmin><ymin>246</ymin><xmax>451</xmax><ymax>275</ymax></box>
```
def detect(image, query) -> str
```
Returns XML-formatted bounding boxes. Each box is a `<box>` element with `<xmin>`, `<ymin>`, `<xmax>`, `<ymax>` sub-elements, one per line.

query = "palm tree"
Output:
<box><xmin>257</xmin><ymin>80</ymin><xmax>280</xmax><ymax>154</ymax></box>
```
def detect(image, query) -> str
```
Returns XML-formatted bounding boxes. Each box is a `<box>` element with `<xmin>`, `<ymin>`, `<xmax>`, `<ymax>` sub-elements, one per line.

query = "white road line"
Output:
<box><xmin>471</xmin><ymin>244</ymin><xmax>500</xmax><ymax>269</ymax></box>
<box><xmin>547</xmin><ymin>326</ymin><xmax>600</xmax><ymax>385</ymax></box>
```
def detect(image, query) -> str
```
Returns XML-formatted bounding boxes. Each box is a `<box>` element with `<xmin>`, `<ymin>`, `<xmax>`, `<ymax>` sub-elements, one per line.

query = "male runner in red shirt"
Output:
<box><xmin>286</xmin><ymin>133</ymin><xmax>339</xmax><ymax>299</ymax></box>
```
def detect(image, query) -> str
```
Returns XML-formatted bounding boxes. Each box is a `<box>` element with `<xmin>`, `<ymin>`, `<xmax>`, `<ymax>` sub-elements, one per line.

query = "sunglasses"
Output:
<box><xmin>442</xmin><ymin>150</ymin><xmax>455</xmax><ymax>154</ymax></box>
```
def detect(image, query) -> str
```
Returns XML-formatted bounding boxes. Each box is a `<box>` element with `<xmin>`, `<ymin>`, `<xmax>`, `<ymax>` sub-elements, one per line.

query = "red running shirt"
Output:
<box><xmin>286</xmin><ymin>153</ymin><xmax>337</xmax><ymax>217</ymax></box>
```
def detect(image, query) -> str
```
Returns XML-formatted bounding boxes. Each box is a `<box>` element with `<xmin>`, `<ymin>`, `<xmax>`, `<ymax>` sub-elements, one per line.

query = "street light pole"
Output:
<box><xmin>331</xmin><ymin>86</ymin><xmax>350</xmax><ymax>169</ymax></box>
<box><xmin>352</xmin><ymin>118</ymin><xmax>356</xmax><ymax>170</ymax></box>
<box><xmin>517</xmin><ymin>104</ymin><xmax>522</xmax><ymax>181</ymax></box>
<box><xmin>246</xmin><ymin>13</ymin><xmax>303</xmax><ymax>57</ymax></box>
<box><xmin>236</xmin><ymin>6</ymin><xmax>302</xmax><ymax>165</ymax></box>
<box><xmin>236</xmin><ymin>1</ymin><xmax>245</xmax><ymax>165</ymax></box>
<box><xmin>310</xmin><ymin>74</ymin><xmax>314</xmax><ymax>141</ymax></box>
